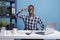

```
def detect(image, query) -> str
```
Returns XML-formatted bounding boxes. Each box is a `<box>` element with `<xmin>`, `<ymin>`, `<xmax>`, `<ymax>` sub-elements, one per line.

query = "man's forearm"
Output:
<box><xmin>15</xmin><ymin>10</ymin><xmax>22</xmax><ymax>16</ymax></box>
<box><xmin>41</xmin><ymin>24</ymin><xmax>45</xmax><ymax>30</ymax></box>
<box><xmin>15</xmin><ymin>8</ymin><xmax>27</xmax><ymax>16</ymax></box>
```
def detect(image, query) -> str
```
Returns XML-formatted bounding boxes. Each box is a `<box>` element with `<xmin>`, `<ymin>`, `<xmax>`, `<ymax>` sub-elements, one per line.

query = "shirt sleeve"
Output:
<box><xmin>14</xmin><ymin>9</ymin><xmax>25</xmax><ymax>19</ymax></box>
<box><xmin>37</xmin><ymin>17</ymin><xmax>45</xmax><ymax>29</ymax></box>
<box><xmin>18</xmin><ymin>15</ymin><xmax>26</xmax><ymax>19</ymax></box>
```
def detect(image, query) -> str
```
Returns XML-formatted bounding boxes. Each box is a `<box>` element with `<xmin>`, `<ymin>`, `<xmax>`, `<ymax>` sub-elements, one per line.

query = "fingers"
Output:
<box><xmin>21</xmin><ymin>8</ymin><xmax>28</xmax><ymax>11</ymax></box>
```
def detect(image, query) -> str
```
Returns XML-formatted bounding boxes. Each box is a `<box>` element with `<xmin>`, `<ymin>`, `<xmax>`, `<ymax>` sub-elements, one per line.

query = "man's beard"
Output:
<box><xmin>29</xmin><ymin>10</ymin><xmax>33</xmax><ymax>13</ymax></box>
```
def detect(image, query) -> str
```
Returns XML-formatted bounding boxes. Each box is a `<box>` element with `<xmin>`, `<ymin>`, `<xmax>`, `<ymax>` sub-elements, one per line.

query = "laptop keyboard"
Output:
<box><xmin>35</xmin><ymin>31</ymin><xmax>45</xmax><ymax>35</ymax></box>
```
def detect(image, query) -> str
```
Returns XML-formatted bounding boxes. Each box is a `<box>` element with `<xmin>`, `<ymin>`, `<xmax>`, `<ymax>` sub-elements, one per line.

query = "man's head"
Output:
<box><xmin>28</xmin><ymin>5</ymin><xmax>34</xmax><ymax>16</ymax></box>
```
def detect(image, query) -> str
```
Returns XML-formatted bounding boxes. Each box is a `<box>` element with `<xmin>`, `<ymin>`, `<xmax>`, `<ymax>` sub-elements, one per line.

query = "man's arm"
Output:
<box><xmin>13</xmin><ymin>8</ymin><xmax>27</xmax><ymax>18</ymax></box>
<box><xmin>37</xmin><ymin>17</ymin><xmax>45</xmax><ymax>30</ymax></box>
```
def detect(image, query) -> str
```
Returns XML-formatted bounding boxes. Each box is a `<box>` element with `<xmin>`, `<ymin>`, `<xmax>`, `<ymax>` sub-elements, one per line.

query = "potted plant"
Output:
<box><xmin>0</xmin><ymin>19</ymin><xmax>7</xmax><ymax>30</ymax></box>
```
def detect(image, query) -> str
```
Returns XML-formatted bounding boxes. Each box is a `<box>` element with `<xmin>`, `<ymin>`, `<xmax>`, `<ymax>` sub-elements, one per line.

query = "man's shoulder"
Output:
<box><xmin>34</xmin><ymin>16</ymin><xmax>39</xmax><ymax>19</ymax></box>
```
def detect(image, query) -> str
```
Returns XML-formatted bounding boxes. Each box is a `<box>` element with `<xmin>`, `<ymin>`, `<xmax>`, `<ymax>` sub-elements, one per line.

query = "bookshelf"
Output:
<box><xmin>0</xmin><ymin>0</ymin><xmax>17</xmax><ymax>28</ymax></box>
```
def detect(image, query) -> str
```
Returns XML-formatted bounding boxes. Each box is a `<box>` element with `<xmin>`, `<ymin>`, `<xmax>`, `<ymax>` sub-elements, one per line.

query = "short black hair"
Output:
<box><xmin>28</xmin><ymin>5</ymin><xmax>34</xmax><ymax>8</ymax></box>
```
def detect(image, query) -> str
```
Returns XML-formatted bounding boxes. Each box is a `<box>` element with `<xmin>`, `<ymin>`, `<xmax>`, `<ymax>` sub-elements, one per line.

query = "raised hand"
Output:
<box><xmin>12</xmin><ymin>8</ymin><xmax>28</xmax><ymax>18</ymax></box>
<box><xmin>21</xmin><ymin>8</ymin><xmax>28</xmax><ymax>12</ymax></box>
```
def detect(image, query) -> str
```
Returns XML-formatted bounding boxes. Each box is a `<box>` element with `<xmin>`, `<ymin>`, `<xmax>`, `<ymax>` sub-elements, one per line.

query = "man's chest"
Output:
<box><xmin>23</xmin><ymin>17</ymin><xmax>38</xmax><ymax>24</ymax></box>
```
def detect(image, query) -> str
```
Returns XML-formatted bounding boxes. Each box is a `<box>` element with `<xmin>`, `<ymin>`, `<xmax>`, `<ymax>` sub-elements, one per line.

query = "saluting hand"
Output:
<box><xmin>21</xmin><ymin>8</ymin><xmax>28</xmax><ymax>12</ymax></box>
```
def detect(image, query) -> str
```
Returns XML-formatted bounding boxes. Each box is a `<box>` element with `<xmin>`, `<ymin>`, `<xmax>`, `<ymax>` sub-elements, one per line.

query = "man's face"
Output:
<box><xmin>28</xmin><ymin>6</ymin><xmax>34</xmax><ymax>14</ymax></box>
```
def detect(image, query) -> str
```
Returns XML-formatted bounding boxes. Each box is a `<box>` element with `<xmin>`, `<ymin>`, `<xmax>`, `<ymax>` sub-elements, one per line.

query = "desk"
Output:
<box><xmin>0</xmin><ymin>30</ymin><xmax>60</xmax><ymax>40</ymax></box>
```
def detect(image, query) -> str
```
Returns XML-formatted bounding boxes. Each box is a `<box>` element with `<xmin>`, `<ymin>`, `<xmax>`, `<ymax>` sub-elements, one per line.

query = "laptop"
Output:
<box><xmin>35</xmin><ymin>22</ymin><xmax>56</xmax><ymax>35</ymax></box>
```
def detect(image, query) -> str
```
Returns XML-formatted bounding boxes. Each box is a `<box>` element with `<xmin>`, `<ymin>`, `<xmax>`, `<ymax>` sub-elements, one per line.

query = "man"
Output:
<box><xmin>14</xmin><ymin>5</ymin><xmax>44</xmax><ymax>40</ymax></box>
<box><xmin>15</xmin><ymin>5</ymin><xmax>44</xmax><ymax>30</ymax></box>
